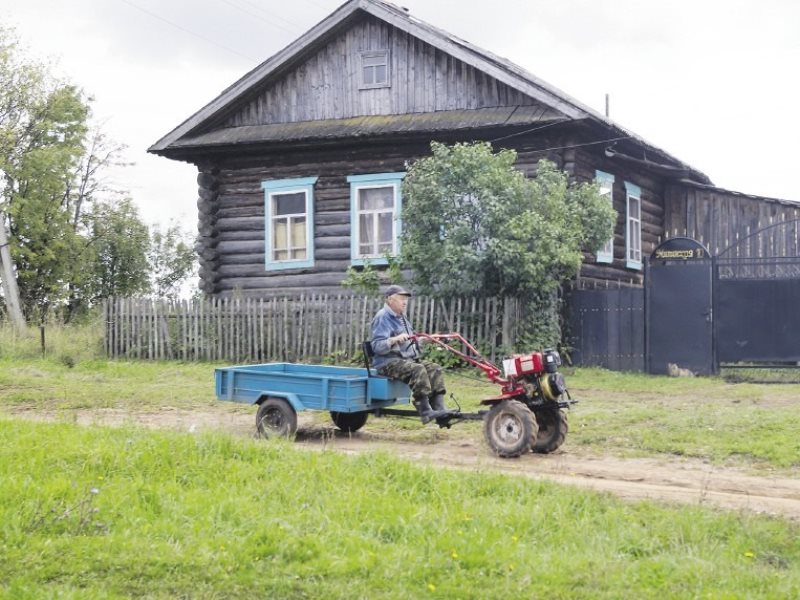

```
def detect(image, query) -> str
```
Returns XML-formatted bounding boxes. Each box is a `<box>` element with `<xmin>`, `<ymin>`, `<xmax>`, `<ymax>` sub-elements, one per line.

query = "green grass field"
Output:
<box><xmin>2</xmin><ymin>353</ymin><xmax>798</xmax><ymax>472</ymax></box>
<box><xmin>2</xmin><ymin>324</ymin><xmax>800</xmax><ymax>597</ymax></box>
<box><xmin>2</xmin><ymin>418</ymin><xmax>798</xmax><ymax>599</ymax></box>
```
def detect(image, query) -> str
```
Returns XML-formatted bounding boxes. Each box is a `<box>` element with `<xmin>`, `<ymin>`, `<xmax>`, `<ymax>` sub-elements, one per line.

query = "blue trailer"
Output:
<box><xmin>214</xmin><ymin>334</ymin><xmax>576</xmax><ymax>457</ymax></box>
<box><xmin>215</xmin><ymin>362</ymin><xmax>417</xmax><ymax>436</ymax></box>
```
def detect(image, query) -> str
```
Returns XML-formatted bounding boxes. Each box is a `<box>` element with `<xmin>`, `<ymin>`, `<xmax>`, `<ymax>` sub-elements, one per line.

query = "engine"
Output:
<box><xmin>503</xmin><ymin>348</ymin><xmax>567</xmax><ymax>401</ymax></box>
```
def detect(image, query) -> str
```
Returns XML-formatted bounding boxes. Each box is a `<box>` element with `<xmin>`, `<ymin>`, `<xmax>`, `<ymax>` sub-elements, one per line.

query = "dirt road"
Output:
<box><xmin>7</xmin><ymin>405</ymin><xmax>800</xmax><ymax>521</ymax></box>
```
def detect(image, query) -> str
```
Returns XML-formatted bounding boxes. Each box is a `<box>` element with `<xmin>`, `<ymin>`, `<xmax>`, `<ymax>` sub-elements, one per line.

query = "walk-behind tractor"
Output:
<box><xmin>215</xmin><ymin>333</ymin><xmax>576</xmax><ymax>458</ymax></box>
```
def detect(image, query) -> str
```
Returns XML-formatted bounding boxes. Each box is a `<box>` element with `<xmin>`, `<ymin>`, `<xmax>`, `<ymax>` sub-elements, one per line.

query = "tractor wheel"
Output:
<box><xmin>256</xmin><ymin>397</ymin><xmax>297</xmax><ymax>438</ymax></box>
<box><xmin>531</xmin><ymin>408</ymin><xmax>568</xmax><ymax>454</ymax></box>
<box><xmin>330</xmin><ymin>410</ymin><xmax>369</xmax><ymax>433</ymax></box>
<box><xmin>483</xmin><ymin>400</ymin><xmax>537</xmax><ymax>458</ymax></box>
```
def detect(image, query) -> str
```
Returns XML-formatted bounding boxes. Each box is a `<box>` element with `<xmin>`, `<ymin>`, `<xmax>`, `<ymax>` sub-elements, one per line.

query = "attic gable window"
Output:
<box><xmin>359</xmin><ymin>50</ymin><xmax>390</xmax><ymax>89</ymax></box>
<box><xmin>595</xmin><ymin>170</ymin><xmax>615</xmax><ymax>263</ymax></box>
<box><xmin>348</xmin><ymin>172</ymin><xmax>405</xmax><ymax>265</ymax></box>
<box><xmin>262</xmin><ymin>177</ymin><xmax>318</xmax><ymax>271</ymax></box>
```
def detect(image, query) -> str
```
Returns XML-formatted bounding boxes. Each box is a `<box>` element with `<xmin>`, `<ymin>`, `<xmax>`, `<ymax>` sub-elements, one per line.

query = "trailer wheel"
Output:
<box><xmin>330</xmin><ymin>411</ymin><xmax>369</xmax><ymax>433</ymax></box>
<box><xmin>256</xmin><ymin>397</ymin><xmax>297</xmax><ymax>438</ymax></box>
<box><xmin>483</xmin><ymin>400</ymin><xmax>537</xmax><ymax>458</ymax></box>
<box><xmin>531</xmin><ymin>408</ymin><xmax>568</xmax><ymax>454</ymax></box>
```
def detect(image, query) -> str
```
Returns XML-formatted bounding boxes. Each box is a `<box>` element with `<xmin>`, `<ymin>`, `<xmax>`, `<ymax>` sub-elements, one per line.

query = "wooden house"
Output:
<box><xmin>150</xmin><ymin>0</ymin><xmax>800</xmax><ymax>368</ymax></box>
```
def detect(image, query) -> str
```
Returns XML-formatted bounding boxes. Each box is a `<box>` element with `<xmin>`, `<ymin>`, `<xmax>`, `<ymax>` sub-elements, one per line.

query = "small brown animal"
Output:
<box><xmin>667</xmin><ymin>363</ymin><xmax>695</xmax><ymax>377</ymax></box>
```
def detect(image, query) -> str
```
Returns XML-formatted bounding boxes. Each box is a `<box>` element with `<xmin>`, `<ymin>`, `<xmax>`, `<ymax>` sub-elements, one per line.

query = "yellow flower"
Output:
<box><xmin>744</xmin><ymin>551</ymin><xmax>755</xmax><ymax>558</ymax></box>
<box><xmin>451</xmin><ymin>551</ymin><xmax>458</xmax><ymax>559</ymax></box>
<box><xmin>97</xmin><ymin>475</ymin><xmax>104</xmax><ymax>480</ymax></box>
<box><xmin>427</xmin><ymin>583</ymin><xmax>436</xmax><ymax>592</ymax></box>
<box><xmin>509</xmin><ymin>564</ymin><xmax>515</xmax><ymax>571</ymax></box>
<box><xmin>511</xmin><ymin>535</ymin><xmax>518</xmax><ymax>543</ymax></box>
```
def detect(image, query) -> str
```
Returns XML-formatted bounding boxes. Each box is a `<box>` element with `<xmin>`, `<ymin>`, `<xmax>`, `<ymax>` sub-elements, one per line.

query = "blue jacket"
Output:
<box><xmin>370</xmin><ymin>304</ymin><xmax>419</xmax><ymax>368</ymax></box>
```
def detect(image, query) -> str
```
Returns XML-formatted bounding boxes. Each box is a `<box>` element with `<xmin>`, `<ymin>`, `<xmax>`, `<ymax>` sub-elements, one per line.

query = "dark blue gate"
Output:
<box><xmin>714</xmin><ymin>220</ymin><xmax>800</xmax><ymax>366</ymax></box>
<box><xmin>645</xmin><ymin>238</ymin><xmax>713</xmax><ymax>375</ymax></box>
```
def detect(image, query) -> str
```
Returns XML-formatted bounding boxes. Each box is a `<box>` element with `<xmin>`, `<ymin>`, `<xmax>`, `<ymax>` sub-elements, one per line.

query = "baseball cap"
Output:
<box><xmin>384</xmin><ymin>284</ymin><xmax>412</xmax><ymax>297</ymax></box>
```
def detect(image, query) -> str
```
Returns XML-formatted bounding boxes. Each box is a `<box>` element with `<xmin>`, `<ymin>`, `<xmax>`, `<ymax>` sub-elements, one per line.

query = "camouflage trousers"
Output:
<box><xmin>377</xmin><ymin>359</ymin><xmax>446</xmax><ymax>401</ymax></box>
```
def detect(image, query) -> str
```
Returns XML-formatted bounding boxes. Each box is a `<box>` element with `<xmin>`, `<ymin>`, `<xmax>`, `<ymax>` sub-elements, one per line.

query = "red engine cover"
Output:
<box><xmin>514</xmin><ymin>352</ymin><xmax>544</xmax><ymax>375</ymax></box>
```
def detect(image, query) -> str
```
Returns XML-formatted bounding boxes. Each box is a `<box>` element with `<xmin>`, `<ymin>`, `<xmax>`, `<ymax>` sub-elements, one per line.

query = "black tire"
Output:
<box><xmin>255</xmin><ymin>397</ymin><xmax>297</xmax><ymax>438</ymax></box>
<box><xmin>483</xmin><ymin>400</ymin><xmax>538</xmax><ymax>458</ymax></box>
<box><xmin>330</xmin><ymin>410</ymin><xmax>369</xmax><ymax>433</ymax></box>
<box><xmin>531</xmin><ymin>408</ymin><xmax>568</xmax><ymax>454</ymax></box>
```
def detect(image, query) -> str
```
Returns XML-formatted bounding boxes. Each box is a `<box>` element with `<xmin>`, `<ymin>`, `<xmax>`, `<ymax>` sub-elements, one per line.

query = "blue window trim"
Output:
<box><xmin>624</xmin><ymin>181</ymin><xmax>642</xmax><ymax>270</ymax></box>
<box><xmin>595</xmin><ymin>170</ymin><xmax>615</xmax><ymax>264</ymax></box>
<box><xmin>262</xmin><ymin>176</ymin><xmax>318</xmax><ymax>271</ymax></box>
<box><xmin>348</xmin><ymin>172</ymin><xmax>405</xmax><ymax>266</ymax></box>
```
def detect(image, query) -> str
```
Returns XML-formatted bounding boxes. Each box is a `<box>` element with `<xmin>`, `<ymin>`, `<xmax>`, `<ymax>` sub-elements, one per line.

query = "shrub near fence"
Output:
<box><xmin>103</xmin><ymin>295</ymin><xmax>520</xmax><ymax>364</ymax></box>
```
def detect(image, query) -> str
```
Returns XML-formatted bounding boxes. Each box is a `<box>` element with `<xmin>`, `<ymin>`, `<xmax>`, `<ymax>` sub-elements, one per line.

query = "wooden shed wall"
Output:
<box><xmin>664</xmin><ymin>185</ymin><xmax>800</xmax><ymax>257</ymax></box>
<box><xmin>222</xmin><ymin>14</ymin><xmax>541</xmax><ymax>127</ymax></box>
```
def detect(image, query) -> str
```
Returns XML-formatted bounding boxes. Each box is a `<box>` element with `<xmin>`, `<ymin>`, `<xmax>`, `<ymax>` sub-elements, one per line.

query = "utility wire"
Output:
<box><xmin>232</xmin><ymin>0</ymin><xmax>307</xmax><ymax>29</ymax></box>
<box><xmin>489</xmin><ymin>118</ymin><xmax>569</xmax><ymax>143</ymax></box>
<box><xmin>117</xmin><ymin>0</ymin><xmax>257</xmax><ymax>62</ymax></box>
<box><xmin>217</xmin><ymin>0</ymin><xmax>299</xmax><ymax>35</ymax></box>
<box><xmin>526</xmin><ymin>136</ymin><xmax>632</xmax><ymax>155</ymax></box>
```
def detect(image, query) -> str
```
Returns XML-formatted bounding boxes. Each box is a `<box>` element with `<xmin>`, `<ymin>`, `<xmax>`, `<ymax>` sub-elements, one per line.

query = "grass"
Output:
<box><xmin>1</xmin><ymin>352</ymin><xmax>799</xmax><ymax>471</ymax></box>
<box><xmin>1</xmin><ymin>418</ymin><xmax>799</xmax><ymax>599</ymax></box>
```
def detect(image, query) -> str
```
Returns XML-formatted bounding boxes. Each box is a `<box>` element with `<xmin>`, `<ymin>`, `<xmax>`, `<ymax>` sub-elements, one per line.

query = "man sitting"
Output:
<box><xmin>370</xmin><ymin>285</ymin><xmax>448</xmax><ymax>423</ymax></box>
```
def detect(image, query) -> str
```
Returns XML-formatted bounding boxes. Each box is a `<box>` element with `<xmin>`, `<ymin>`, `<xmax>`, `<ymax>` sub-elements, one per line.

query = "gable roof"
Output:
<box><xmin>149</xmin><ymin>0</ymin><xmax>709</xmax><ymax>183</ymax></box>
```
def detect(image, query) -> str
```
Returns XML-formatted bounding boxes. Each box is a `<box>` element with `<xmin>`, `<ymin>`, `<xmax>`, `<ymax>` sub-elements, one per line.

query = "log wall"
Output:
<box><xmin>568</xmin><ymin>147</ymin><xmax>667</xmax><ymax>288</ymax></box>
<box><xmin>194</xmin><ymin>132</ymin><xmax>661</xmax><ymax>296</ymax></box>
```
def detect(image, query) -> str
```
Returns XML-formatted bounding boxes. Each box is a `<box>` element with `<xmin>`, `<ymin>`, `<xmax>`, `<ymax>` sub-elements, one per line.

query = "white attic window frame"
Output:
<box><xmin>359</xmin><ymin>50</ymin><xmax>390</xmax><ymax>89</ymax></box>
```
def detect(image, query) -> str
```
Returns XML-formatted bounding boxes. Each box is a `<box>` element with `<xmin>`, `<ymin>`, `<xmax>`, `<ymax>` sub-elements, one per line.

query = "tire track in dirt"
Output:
<box><xmin>6</xmin><ymin>406</ymin><xmax>800</xmax><ymax>521</ymax></box>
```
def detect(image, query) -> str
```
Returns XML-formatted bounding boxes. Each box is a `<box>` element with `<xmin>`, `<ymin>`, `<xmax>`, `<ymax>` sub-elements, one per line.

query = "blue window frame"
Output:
<box><xmin>625</xmin><ymin>181</ymin><xmax>642</xmax><ymax>270</ymax></box>
<box><xmin>595</xmin><ymin>170</ymin><xmax>615</xmax><ymax>263</ymax></box>
<box><xmin>262</xmin><ymin>176</ymin><xmax>318</xmax><ymax>271</ymax></box>
<box><xmin>347</xmin><ymin>172</ymin><xmax>405</xmax><ymax>266</ymax></box>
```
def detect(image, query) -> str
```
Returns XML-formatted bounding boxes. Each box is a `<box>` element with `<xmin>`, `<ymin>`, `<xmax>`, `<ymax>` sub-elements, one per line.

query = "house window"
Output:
<box><xmin>262</xmin><ymin>177</ymin><xmax>318</xmax><ymax>271</ymax></box>
<box><xmin>359</xmin><ymin>50</ymin><xmax>390</xmax><ymax>89</ymax></box>
<box><xmin>348</xmin><ymin>172</ymin><xmax>405</xmax><ymax>265</ymax></box>
<box><xmin>625</xmin><ymin>181</ymin><xmax>642</xmax><ymax>269</ymax></box>
<box><xmin>595</xmin><ymin>170</ymin><xmax>615</xmax><ymax>263</ymax></box>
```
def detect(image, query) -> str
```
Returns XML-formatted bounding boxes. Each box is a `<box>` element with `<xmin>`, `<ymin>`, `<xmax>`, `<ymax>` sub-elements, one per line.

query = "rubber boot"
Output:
<box><xmin>429</xmin><ymin>393</ymin><xmax>450</xmax><ymax>426</ymax></box>
<box><xmin>429</xmin><ymin>393</ymin><xmax>446</xmax><ymax>412</ymax></box>
<box><xmin>413</xmin><ymin>396</ymin><xmax>434</xmax><ymax>424</ymax></box>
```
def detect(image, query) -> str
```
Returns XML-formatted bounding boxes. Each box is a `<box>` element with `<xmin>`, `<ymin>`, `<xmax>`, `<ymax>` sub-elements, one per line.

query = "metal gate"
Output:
<box><xmin>714</xmin><ymin>220</ymin><xmax>800</xmax><ymax>366</ymax></box>
<box><xmin>645</xmin><ymin>237</ymin><xmax>713</xmax><ymax>375</ymax></box>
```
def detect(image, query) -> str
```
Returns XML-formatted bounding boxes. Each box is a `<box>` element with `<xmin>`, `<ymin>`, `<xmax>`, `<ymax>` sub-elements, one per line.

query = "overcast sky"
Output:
<box><xmin>2</xmin><ymin>0</ymin><xmax>799</xmax><ymax>229</ymax></box>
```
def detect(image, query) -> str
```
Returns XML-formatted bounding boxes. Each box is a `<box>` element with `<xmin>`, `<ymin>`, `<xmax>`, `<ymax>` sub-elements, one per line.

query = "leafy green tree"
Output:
<box><xmin>148</xmin><ymin>223</ymin><xmax>196</xmax><ymax>300</ymax></box>
<box><xmin>83</xmin><ymin>198</ymin><xmax>150</xmax><ymax>301</ymax></box>
<box><xmin>0</xmin><ymin>27</ymin><xmax>90</xmax><ymax>321</ymax></box>
<box><xmin>401</xmin><ymin>141</ymin><xmax>616</xmax><ymax>347</ymax></box>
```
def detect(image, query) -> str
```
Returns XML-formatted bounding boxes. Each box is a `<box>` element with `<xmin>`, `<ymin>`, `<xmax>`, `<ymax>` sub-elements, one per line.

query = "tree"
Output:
<box><xmin>147</xmin><ymin>223</ymin><xmax>196</xmax><ymax>300</ymax></box>
<box><xmin>0</xmin><ymin>27</ymin><xmax>90</xmax><ymax>322</ymax></box>
<box><xmin>401</xmin><ymin>141</ymin><xmax>616</xmax><ymax>347</ymax></box>
<box><xmin>81</xmin><ymin>198</ymin><xmax>150</xmax><ymax>303</ymax></box>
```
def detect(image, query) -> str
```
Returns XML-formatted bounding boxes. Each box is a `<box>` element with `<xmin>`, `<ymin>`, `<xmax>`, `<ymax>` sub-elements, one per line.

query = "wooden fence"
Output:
<box><xmin>103</xmin><ymin>295</ymin><xmax>520</xmax><ymax>363</ymax></box>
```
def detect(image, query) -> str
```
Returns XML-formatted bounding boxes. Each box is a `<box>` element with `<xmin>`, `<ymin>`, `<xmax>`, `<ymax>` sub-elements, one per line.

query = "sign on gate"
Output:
<box><xmin>646</xmin><ymin>238</ymin><xmax>714</xmax><ymax>375</ymax></box>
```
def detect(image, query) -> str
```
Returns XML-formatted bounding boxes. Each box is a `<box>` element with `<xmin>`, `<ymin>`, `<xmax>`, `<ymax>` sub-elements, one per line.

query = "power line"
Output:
<box><xmin>231</xmin><ymin>0</ymin><xmax>307</xmax><ymax>30</ymax></box>
<box><xmin>526</xmin><ymin>136</ymin><xmax>632</xmax><ymax>155</ymax></box>
<box><xmin>117</xmin><ymin>0</ymin><xmax>256</xmax><ymax>62</ymax></box>
<box><xmin>489</xmin><ymin>119</ymin><xmax>569</xmax><ymax>143</ymax></box>
<box><xmin>217</xmin><ymin>0</ymin><xmax>299</xmax><ymax>35</ymax></box>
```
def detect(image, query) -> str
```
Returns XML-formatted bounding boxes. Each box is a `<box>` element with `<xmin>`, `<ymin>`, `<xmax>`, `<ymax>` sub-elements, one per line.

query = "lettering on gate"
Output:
<box><xmin>651</xmin><ymin>238</ymin><xmax>710</xmax><ymax>262</ymax></box>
